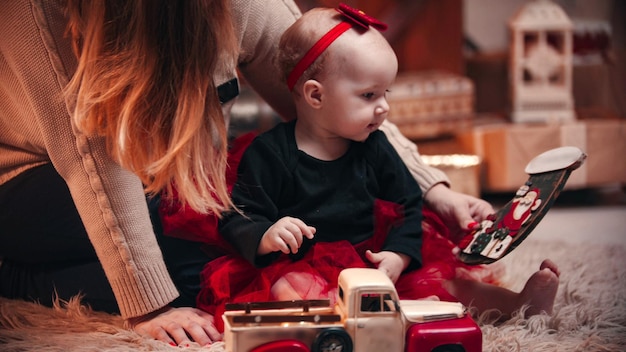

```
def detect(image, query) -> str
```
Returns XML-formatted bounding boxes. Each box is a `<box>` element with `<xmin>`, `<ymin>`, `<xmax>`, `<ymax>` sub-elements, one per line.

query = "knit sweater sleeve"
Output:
<box><xmin>0</xmin><ymin>0</ymin><xmax>179</xmax><ymax>319</ymax></box>
<box><xmin>231</xmin><ymin>0</ymin><xmax>301</xmax><ymax>120</ymax></box>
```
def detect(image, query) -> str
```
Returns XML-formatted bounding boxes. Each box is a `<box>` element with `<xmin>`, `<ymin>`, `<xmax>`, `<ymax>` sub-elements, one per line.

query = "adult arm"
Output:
<box><xmin>233</xmin><ymin>0</ymin><xmax>301</xmax><ymax>120</ymax></box>
<box><xmin>2</xmin><ymin>1</ymin><xmax>220</xmax><ymax>346</ymax></box>
<box><xmin>5</xmin><ymin>0</ymin><xmax>178</xmax><ymax>321</ymax></box>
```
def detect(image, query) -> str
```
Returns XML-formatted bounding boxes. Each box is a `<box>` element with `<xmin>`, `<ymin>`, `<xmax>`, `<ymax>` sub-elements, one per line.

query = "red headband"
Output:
<box><xmin>286</xmin><ymin>3</ymin><xmax>388</xmax><ymax>91</ymax></box>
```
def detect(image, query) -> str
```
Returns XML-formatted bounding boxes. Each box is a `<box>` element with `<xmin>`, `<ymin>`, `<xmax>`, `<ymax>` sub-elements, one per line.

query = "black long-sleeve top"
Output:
<box><xmin>219</xmin><ymin>120</ymin><xmax>424</xmax><ymax>268</ymax></box>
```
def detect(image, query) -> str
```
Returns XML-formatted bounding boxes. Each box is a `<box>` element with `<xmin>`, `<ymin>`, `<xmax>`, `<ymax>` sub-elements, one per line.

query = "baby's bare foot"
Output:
<box><xmin>520</xmin><ymin>259</ymin><xmax>560</xmax><ymax>317</ymax></box>
<box><xmin>539</xmin><ymin>258</ymin><xmax>560</xmax><ymax>277</ymax></box>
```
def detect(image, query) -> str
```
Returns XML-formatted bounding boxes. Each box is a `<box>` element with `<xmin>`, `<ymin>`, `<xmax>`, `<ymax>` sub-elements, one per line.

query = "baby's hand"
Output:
<box><xmin>365</xmin><ymin>250</ymin><xmax>410</xmax><ymax>283</ymax></box>
<box><xmin>258</xmin><ymin>217</ymin><xmax>316</xmax><ymax>256</ymax></box>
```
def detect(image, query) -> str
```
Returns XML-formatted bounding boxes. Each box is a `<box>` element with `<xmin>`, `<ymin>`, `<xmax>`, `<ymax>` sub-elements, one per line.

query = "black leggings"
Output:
<box><xmin>0</xmin><ymin>163</ymin><xmax>212</xmax><ymax>313</ymax></box>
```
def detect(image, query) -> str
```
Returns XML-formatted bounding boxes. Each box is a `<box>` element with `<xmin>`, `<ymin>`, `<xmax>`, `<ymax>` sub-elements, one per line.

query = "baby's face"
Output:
<box><xmin>315</xmin><ymin>30</ymin><xmax>398</xmax><ymax>142</ymax></box>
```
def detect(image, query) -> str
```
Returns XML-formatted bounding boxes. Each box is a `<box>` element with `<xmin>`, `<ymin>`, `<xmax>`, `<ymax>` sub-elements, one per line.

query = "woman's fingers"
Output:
<box><xmin>131</xmin><ymin>307</ymin><xmax>221</xmax><ymax>347</ymax></box>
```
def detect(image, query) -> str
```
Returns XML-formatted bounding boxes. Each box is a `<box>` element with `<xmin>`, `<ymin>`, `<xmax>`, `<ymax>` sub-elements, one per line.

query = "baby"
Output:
<box><xmin>196</xmin><ymin>4</ymin><xmax>560</xmax><ymax>330</ymax></box>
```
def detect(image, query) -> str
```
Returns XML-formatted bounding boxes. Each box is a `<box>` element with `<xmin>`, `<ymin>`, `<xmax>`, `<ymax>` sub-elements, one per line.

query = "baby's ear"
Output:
<box><xmin>302</xmin><ymin>79</ymin><xmax>323</xmax><ymax>108</ymax></box>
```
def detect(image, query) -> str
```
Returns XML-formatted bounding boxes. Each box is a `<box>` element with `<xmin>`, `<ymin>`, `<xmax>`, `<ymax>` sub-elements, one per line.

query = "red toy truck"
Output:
<box><xmin>222</xmin><ymin>268</ymin><xmax>481</xmax><ymax>352</ymax></box>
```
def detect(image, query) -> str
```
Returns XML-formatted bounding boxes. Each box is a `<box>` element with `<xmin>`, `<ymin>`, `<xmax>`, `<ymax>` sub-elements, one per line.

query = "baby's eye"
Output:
<box><xmin>362</xmin><ymin>92</ymin><xmax>375</xmax><ymax>99</ymax></box>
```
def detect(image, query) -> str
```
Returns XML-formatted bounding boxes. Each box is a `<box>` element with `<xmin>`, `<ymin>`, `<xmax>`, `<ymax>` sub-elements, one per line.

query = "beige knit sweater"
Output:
<box><xmin>0</xmin><ymin>0</ymin><xmax>448</xmax><ymax>319</ymax></box>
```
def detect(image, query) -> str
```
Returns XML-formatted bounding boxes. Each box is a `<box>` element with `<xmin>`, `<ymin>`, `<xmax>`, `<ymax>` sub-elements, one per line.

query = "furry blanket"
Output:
<box><xmin>1</xmin><ymin>237</ymin><xmax>625</xmax><ymax>352</ymax></box>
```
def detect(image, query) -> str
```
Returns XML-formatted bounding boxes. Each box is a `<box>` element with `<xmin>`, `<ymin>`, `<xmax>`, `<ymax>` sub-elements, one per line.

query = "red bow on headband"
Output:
<box><xmin>336</xmin><ymin>3</ymin><xmax>388</xmax><ymax>31</ymax></box>
<box><xmin>286</xmin><ymin>3</ymin><xmax>388</xmax><ymax>90</ymax></box>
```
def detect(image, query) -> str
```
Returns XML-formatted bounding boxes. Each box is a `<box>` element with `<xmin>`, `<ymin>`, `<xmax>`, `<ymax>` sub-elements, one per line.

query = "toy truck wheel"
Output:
<box><xmin>312</xmin><ymin>328</ymin><xmax>353</xmax><ymax>352</ymax></box>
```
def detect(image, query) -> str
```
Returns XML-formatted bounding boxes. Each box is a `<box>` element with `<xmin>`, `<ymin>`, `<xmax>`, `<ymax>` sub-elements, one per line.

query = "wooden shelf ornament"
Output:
<box><xmin>508</xmin><ymin>0</ymin><xmax>576</xmax><ymax>123</ymax></box>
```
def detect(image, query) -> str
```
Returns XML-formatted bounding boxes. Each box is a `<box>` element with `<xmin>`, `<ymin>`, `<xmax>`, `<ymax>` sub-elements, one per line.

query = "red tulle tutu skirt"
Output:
<box><xmin>159</xmin><ymin>133</ymin><xmax>501</xmax><ymax>333</ymax></box>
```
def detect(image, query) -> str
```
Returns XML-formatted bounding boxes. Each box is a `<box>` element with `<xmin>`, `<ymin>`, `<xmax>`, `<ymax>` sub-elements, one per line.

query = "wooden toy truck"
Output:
<box><xmin>223</xmin><ymin>268</ymin><xmax>481</xmax><ymax>352</ymax></box>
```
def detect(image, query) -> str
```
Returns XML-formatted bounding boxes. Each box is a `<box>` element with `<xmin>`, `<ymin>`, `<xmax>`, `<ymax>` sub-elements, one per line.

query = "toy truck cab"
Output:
<box><xmin>335</xmin><ymin>268</ymin><xmax>404</xmax><ymax>351</ymax></box>
<box><xmin>336</xmin><ymin>268</ymin><xmax>481</xmax><ymax>352</ymax></box>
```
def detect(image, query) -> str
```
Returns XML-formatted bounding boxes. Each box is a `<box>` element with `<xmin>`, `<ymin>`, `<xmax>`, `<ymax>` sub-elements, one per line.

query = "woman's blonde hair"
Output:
<box><xmin>64</xmin><ymin>0</ymin><xmax>238</xmax><ymax>215</ymax></box>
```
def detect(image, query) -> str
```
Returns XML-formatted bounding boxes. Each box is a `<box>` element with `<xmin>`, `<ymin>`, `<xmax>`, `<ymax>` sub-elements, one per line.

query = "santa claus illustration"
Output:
<box><xmin>493</xmin><ymin>186</ymin><xmax>542</xmax><ymax>239</ymax></box>
<box><xmin>462</xmin><ymin>183</ymin><xmax>542</xmax><ymax>259</ymax></box>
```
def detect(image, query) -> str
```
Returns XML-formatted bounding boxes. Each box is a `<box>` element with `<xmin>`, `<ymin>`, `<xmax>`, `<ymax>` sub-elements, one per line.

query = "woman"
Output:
<box><xmin>0</xmin><ymin>0</ymin><xmax>494</xmax><ymax>346</ymax></box>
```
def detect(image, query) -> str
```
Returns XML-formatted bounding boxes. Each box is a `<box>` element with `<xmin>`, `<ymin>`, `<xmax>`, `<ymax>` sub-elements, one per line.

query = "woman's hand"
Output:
<box><xmin>127</xmin><ymin>306</ymin><xmax>221</xmax><ymax>347</ymax></box>
<box><xmin>424</xmin><ymin>183</ymin><xmax>495</xmax><ymax>243</ymax></box>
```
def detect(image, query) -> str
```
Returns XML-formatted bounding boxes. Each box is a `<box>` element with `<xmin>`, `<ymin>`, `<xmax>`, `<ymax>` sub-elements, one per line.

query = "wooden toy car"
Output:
<box><xmin>222</xmin><ymin>268</ymin><xmax>481</xmax><ymax>352</ymax></box>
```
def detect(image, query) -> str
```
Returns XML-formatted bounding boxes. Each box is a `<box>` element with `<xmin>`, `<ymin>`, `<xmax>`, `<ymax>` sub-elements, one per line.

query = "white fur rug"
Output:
<box><xmin>1</xmin><ymin>237</ymin><xmax>625</xmax><ymax>352</ymax></box>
